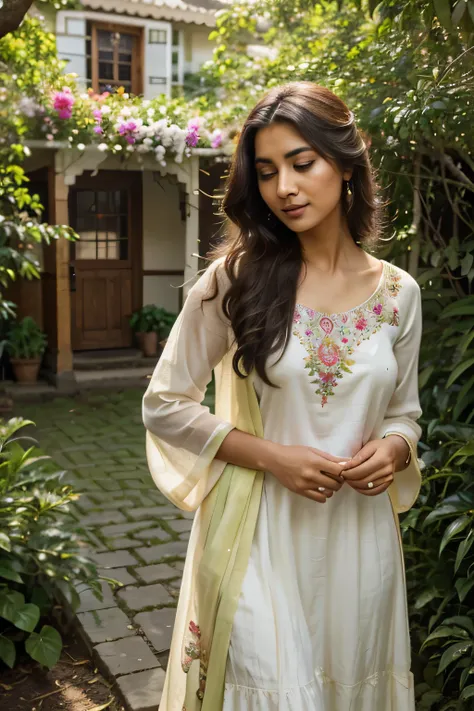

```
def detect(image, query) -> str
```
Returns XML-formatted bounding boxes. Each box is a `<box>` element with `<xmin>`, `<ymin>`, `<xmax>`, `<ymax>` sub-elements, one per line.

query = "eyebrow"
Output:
<box><xmin>254</xmin><ymin>146</ymin><xmax>314</xmax><ymax>165</ymax></box>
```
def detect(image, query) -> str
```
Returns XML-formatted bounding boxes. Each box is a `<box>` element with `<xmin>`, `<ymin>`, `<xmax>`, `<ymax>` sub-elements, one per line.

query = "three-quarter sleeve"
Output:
<box><xmin>372</xmin><ymin>275</ymin><xmax>424</xmax><ymax>513</ymax></box>
<box><xmin>142</xmin><ymin>258</ymin><xmax>235</xmax><ymax>511</ymax></box>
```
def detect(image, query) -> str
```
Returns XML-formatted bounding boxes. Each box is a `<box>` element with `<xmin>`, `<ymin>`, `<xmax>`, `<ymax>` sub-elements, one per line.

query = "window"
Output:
<box><xmin>73</xmin><ymin>190</ymin><xmax>129</xmax><ymax>261</ymax></box>
<box><xmin>149</xmin><ymin>29</ymin><xmax>167</xmax><ymax>44</ymax></box>
<box><xmin>86</xmin><ymin>22</ymin><xmax>143</xmax><ymax>95</ymax></box>
<box><xmin>171</xmin><ymin>29</ymin><xmax>183</xmax><ymax>89</ymax></box>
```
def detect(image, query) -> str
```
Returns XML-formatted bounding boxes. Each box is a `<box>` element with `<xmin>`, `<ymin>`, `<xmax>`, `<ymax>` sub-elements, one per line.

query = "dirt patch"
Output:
<box><xmin>0</xmin><ymin>632</ymin><xmax>123</xmax><ymax>711</ymax></box>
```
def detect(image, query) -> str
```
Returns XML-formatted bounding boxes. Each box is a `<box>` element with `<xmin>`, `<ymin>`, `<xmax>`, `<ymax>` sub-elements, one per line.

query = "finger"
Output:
<box><xmin>341</xmin><ymin>456</ymin><xmax>385</xmax><ymax>481</ymax></box>
<box><xmin>348</xmin><ymin>473</ymin><xmax>393</xmax><ymax>494</ymax></box>
<box><xmin>346</xmin><ymin>468</ymin><xmax>392</xmax><ymax>489</ymax></box>
<box><xmin>309</xmin><ymin>448</ymin><xmax>349</xmax><ymax>465</ymax></box>
<box><xmin>301</xmin><ymin>489</ymin><xmax>328</xmax><ymax>504</ymax></box>
<box><xmin>341</xmin><ymin>444</ymin><xmax>377</xmax><ymax>471</ymax></box>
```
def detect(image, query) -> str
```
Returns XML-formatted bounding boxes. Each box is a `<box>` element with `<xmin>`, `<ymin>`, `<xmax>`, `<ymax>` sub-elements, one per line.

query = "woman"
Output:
<box><xmin>143</xmin><ymin>82</ymin><xmax>423</xmax><ymax>711</ymax></box>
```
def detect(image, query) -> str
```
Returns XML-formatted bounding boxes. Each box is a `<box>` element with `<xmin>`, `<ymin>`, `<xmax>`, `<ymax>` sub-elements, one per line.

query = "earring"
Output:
<box><xmin>345</xmin><ymin>179</ymin><xmax>354</xmax><ymax>211</ymax></box>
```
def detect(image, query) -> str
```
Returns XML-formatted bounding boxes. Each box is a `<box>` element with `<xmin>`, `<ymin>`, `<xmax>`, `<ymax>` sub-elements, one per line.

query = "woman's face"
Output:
<box><xmin>254</xmin><ymin>121</ymin><xmax>351</xmax><ymax>232</ymax></box>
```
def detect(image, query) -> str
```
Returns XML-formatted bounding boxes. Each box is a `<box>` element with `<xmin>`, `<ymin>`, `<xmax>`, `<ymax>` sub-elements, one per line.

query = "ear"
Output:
<box><xmin>342</xmin><ymin>170</ymin><xmax>353</xmax><ymax>181</ymax></box>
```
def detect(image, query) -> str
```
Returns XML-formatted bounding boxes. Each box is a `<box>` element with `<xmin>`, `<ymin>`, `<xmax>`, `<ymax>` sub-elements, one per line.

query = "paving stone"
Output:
<box><xmin>80</xmin><ymin>510</ymin><xmax>126</xmax><ymax>526</ymax></box>
<box><xmin>116</xmin><ymin>667</ymin><xmax>166</xmax><ymax>711</ymax></box>
<box><xmin>172</xmin><ymin>561</ymin><xmax>185</xmax><ymax>573</ymax></box>
<box><xmin>132</xmin><ymin>527</ymin><xmax>171</xmax><ymax>541</ymax></box>
<box><xmin>104</xmin><ymin>537</ymin><xmax>142</xmax><ymax>550</ymax></box>
<box><xmin>77</xmin><ymin>581</ymin><xmax>116</xmax><ymax>613</ymax></box>
<box><xmin>117</xmin><ymin>583</ymin><xmax>174</xmax><ymax>610</ymax></box>
<box><xmin>98</xmin><ymin>567</ymin><xmax>137</xmax><ymax>587</ymax></box>
<box><xmin>179</xmin><ymin>532</ymin><xmax>191</xmax><ymax>542</ymax></box>
<box><xmin>99</xmin><ymin>479</ymin><xmax>123</xmax><ymax>492</ymax></box>
<box><xmin>74</xmin><ymin>495</ymin><xmax>99</xmax><ymax>513</ymax></box>
<box><xmin>128</xmin><ymin>506</ymin><xmax>181</xmax><ymax>521</ymax></box>
<box><xmin>88</xmin><ymin>497</ymin><xmax>138</xmax><ymax>510</ymax></box>
<box><xmin>101</xmin><ymin>521</ymin><xmax>155</xmax><ymax>536</ymax></box>
<box><xmin>134</xmin><ymin>608</ymin><xmax>177</xmax><ymax>654</ymax></box>
<box><xmin>94</xmin><ymin>636</ymin><xmax>159</xmax><ymax>677</ymax></box>
<box><xmin>92</xmin><ymin>550</ymin><xmax>138</xmax><ymax>568</ymax></box>
<box><xmin>121</xmin><ymin>479</ymin><xmax>150</xmax><ymax>490</ymax></box>
<box><xmin>135</xmin><ymin>540</ymin><xmax>188</xmax><ymax>564</ymax></box>
<box><xmin>166</xmin><ymin>518</ymin><xmax>193</xmax><ymax>534</ymax></box>
<box><xmin>77</xmin><ymin>607</ymin><xmax>135</xmax><ymax>643</ymax></box>
<box><xmin>134</xmin><ymin>564</ymin><xmax>178</xmax><ymax>584</ymax></box>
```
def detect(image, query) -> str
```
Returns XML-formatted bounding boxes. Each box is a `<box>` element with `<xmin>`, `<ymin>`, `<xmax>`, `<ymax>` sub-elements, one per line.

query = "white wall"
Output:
<box><xmin>142</xmin><ymin>171</ymin><xmax>185</xmax><ymax>313</ymax></box>
<box><xmin>185</xmin><ymin>26</ymin><xmax>214</xmax><ymax>73</ymax></box>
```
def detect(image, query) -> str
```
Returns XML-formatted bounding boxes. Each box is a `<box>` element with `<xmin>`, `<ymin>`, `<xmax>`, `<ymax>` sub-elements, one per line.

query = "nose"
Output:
<box><xmin>276</xmin><ymin>169</ymin><xmax>298</xmax><ymax>199</ymax></box>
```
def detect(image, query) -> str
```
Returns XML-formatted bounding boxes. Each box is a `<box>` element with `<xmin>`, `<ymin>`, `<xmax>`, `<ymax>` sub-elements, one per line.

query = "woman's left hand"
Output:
<box><xmin>340</xmin><ymin>436</ymin><xmax>410</xmax><ymax>496</ymax></box>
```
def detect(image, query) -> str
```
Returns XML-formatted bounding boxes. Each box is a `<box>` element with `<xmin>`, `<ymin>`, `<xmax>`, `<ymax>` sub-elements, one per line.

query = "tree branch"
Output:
<box><xmin>0</xmin><ymin>0</ymin><xmax>34</xmax><ymax>40</ymax></box>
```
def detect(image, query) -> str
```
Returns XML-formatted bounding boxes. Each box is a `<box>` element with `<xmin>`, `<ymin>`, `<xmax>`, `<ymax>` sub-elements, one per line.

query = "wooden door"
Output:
<box><xmin>69</xmin><ymin>172</ymin><xmax>142</xmax><ymax>350</ymax></box>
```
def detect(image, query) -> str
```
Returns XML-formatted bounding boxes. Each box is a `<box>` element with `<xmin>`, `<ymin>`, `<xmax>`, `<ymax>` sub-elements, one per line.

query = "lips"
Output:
<box><xmin>282</xmin><ymin>203</ymin><xmax>309</xmax><ymax>213</ymax></box>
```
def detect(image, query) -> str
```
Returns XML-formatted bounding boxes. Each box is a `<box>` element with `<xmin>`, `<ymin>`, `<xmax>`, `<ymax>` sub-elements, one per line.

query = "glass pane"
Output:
<box><xmin>76</xmin><ymin>215</ymin><xmax>96</xmax><ymax>234</ymax></box>
<box><xmin>119</xmin><ymin>34</ymin><xmax>133</xmax><ymax>51</ymax></box>
<box><xmin>76</xmin><ymin>191</ymin><xmax>95</xmax><ymax>214</ymax></box>
<box><xmin>119</xmin><ymin>64</ymin><xmax>131</xmax><ymax>81</ymax></box>
<box><xmin>118</xmin><ymin>191</ymin><xmax>128</xmax><ymax>213</ymax></box>
<box><xmin>120</xmin><ymin>214</ymin><xmax>128</xmax><ymax>239</ymax></box>
<box><xmin>119</xmin><ymin>52</ymin><xmax>132</xmax><ymax>63</ymax></box>
<box><xmin>86</xmin><ymin>58</ymin><xmax>91</xmax><ymax>81</ymax></box>
<box><xmin>98</xmin><ymin>31</ymin><xmax>113</xmax><ymax>49</ymax></box>
<box><xmin>99</xmin><ymin>62</ymin><xmax>114</xmax><ymax>80</ymax></box>
<box><xmin>172</xmin><ymin>50</ymin><xmax>179</xmax><ymax>65</ymax></box>
<box><xmin>98</xmin><ymin>50</ymin><xmax>113</xmax><ymax>61</ymax></box>
<box><xmin>96</xmin><ymin>191</ymin><xmax>110</xmax><ymax>214</ymax></box>
<box><xmin>86</xmin><ymin>38</ymin><xmax>91</xmax><ymax>57</ymax></box>
<box><xmin>76</xmin><ymin>239</ymin><xmax>98</xmax><ymax>259</ymax></box>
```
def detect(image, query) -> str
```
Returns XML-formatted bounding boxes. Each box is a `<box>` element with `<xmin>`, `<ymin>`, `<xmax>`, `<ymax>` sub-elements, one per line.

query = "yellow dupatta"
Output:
<box><xmin>143</xmin><ymin>260</ymin><xmax>423</xmax><ymax>711</ymax></box>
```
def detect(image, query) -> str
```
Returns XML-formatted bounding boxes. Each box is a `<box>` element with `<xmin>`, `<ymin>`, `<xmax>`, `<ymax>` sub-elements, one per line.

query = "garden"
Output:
<box><xmin>0</xmin><ymin>0</ymin><xmax>474</xmax><ymax>709</ymax></box>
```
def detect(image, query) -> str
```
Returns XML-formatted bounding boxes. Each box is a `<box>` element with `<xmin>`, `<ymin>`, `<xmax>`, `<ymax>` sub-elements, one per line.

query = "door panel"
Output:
<box><xmin>70</xmin><ymin>173</ymin><xmax>142</xmax><ymax>351</ymax></box>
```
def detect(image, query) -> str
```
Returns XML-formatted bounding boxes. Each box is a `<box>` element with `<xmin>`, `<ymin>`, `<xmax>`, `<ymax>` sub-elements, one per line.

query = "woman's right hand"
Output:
<box><xmin>267</xmin><ymin>444</ymin><xmax>347</xmax><ymax>503</ymax></box>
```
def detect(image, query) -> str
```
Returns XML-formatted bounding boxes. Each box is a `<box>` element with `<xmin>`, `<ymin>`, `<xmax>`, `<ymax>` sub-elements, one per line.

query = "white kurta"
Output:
<box><xmin>142</xmin><ymin>256</ymin><xmax>423</xmax><ymax>711</ymax></box>
<box><xmin>223</xmin><ymin>260</ymin><xmax>422</xmax><ymax>711</ymax></box>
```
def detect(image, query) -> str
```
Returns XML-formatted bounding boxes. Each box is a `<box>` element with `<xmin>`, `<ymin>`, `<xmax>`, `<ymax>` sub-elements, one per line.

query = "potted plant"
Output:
<box><xmin>3</xmin><ymin>316</ymin><xmax>47</xmax><ymax>384</ymax></box>
<box><xmin>129</xmin><ymin>305</ymin><xmax>177</xmax><ymax>357</ymax></box>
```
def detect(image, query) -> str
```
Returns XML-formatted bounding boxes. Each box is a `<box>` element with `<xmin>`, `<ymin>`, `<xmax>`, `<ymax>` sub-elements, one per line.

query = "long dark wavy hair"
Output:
<box><xmin>204</xmin><ymin>81</ymin><xmax>383</xmax><ymax>387</ymax></box>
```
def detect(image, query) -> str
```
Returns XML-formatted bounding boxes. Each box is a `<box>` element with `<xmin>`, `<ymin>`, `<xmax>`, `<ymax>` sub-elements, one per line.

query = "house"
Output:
<box><xmin>9</xmin><ymin>0</ymin><xmax>230</xmax><ymax>389</ymax></box>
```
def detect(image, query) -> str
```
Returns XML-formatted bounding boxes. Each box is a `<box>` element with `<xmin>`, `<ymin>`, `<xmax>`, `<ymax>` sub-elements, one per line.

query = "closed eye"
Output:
<box><xmin>258</xmin><ymin>161</ymin><xmax>315</xmax><ymax>181</ymax></box>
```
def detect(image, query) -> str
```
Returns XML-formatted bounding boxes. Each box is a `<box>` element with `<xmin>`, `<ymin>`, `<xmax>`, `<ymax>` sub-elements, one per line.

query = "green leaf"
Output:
<box><xmin>0</xmin><ymin>636</ymin><xmax>16</xmax><ymax>668</ymax></box>
<box><xmin>0</xmin><ymin>564</ymin><xmax>23</xmax><ymax>583</ymax></box>
<box><xmin>415</xmin><ymin>586</ymin><xmax>441</xmax><ymax>609</ymax></box>
<box><xmin>455</xmin><ymin>529</ymin><xmax>474</xmax><ymax>572</ymax></box>
<box><xmin>25</xmin><ymin>625</ymin><xmax>62</xmax><ymax>669</ymax></box>
<box><xmin>434</xmin><ymin>0</ymin><xmax>453</xmax><ymax>28</ymax></box>
<box><xmin>13</xmin><ymin>603</ymin><xmax>40</xmax><ymax>633</ymax></box>
<box><xmin>0</xmin><ymin>589</ymin><xmax>25</xmax><ymax>623</ymax></box>
<box><xmin>438</xmin><ymin>641</ymin><xmax>474</xmax><ymax>674</ymax></box>
<box><xmin>460</xmin><ymin>685</ymin><xmax>474</xmax><ymax>699</ymax></box>
<box><xmin>419</xmin><ymin>365</ymin><xmax>435</xmax><ymax>389</ymax></box>
<box><xmin>455</xmin><ymin>577</ymin><xmax>474</xmax><ymax>603</ymax></box>
<box><xmin>421</xmin><ymin>625</ymin><xmax>469</xmax><ymax>651</ymax></box>
<box><xmin>446</xmin><ymin>358</ymin><xmax>474</xmax><ymax>389</ymax></box>
<box><xmin>442</xmin><ymin>616</ymin><xmax>474</xmax><ymax>637</ymax></box>
<box><xmin>461</xmin><ymin>254</ymin><xmax>474</xmax><ymax>276</ymax></box>
<box><xmin>440</xmin><ymin>515</ymin><xmax>472</xmax><ymax>556</ymax></box>
<box><xmin>0</xmin><ymin>533</ymin><xmax>11</xmax><ymax>552</ymax></box>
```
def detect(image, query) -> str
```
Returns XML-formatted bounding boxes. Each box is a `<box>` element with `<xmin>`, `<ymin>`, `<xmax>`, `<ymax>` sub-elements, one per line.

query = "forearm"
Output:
<box><xmin>384</xmin><ymin>433</ymin><xmax>411</xmax><ymax>472</ymax></box>
<box><xmin>215</xmin><ymin>427</ymin><xmax>280</xmax><ymax>472</ymax></box>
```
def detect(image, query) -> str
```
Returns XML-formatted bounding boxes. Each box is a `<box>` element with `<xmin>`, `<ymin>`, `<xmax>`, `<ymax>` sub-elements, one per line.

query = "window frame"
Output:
<box><xmin>89</xmin><ymin>21</ymin><xmax>144</xmax><ymax>95</ymax></box>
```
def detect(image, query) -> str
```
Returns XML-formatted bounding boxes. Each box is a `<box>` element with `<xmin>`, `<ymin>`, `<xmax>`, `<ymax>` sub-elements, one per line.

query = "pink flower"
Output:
<box><xmin>305</xmin><ymin>329</ymin><xmax>313</xmax><ymax>336</ymax></box>
<box><xmin>293</xmin><ymin>311</ymin><xmax>301</xmax><ymax>323</ymax></box>
<box><xmin>318</xmin><ymin>340</ymin><xmax>340</xmax><ymax>367</ymax></box>
<box><xmin>211</xmin><ymin>131</ymin><xmax>223</xmax><ymax>149</ymax></box>
<box><xmin>373</xmin><ymin>303</ymin><xmax>383</xmax><ymax>315</ymax></box>
<box><xmin>306</xmin><ymin>308</ymin><xmax>315</xmax><ymax>319</ymax></box>
<box><xmin>186</xmin><ymin>119</ymin><xmax>200</xmax><ymax>147</ymax></box>
<box><xmin>93</xmin><ymin>109</ymin><xmax>102</xmax><ymax>120</ymax></box>
<box><xmin>342</xmin><ymin>337</ymin><xmax>349</xmax><ymax>344</ymax></box>
<box><xmin>189</xmin><ymin>620</ymin><xmax>201</xmax><ymax>638</ymax></box>
<box><xmin>320</xmin><ymin>372</ymin><xmax>336</xmax><ymax>384</ymax></box>
<box><xmin>118</xmin><ymin>119</ymin><xmax>138</xmax><ymax>136</ymax></box>
<box><xmin>393</xmin><ymin>306</ymin><xmax>399</xmax><ymax>313</ymax></box>
<box><xmin>53</xmin><ymin>89</ymin><xmax>75</xmax><ymax>119</ymax></box>
<box><xmin>94</xmin><ymin>125</ymin><xmax>103</xmax><ymax>134</ymax></box>
<box><xmin>355</xmin><ymin>317</ymin><xmax>368</xmax><ymax>331</ymax></box>
<box><xmin>126</xmin><ymin>135</ymin><xmax>136</xmax><ymax>144</ymax></box>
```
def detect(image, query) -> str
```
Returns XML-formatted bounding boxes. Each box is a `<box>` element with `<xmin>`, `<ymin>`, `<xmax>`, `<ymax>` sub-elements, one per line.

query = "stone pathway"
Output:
<box><xmin>18</xmin><ymin>387</ymin><xmax>214</xmax><ymax>711</ymax></box>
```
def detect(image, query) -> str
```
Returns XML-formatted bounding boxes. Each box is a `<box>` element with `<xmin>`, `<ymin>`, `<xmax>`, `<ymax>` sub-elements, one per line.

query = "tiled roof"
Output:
<box><xmin>82</xmin><ymin>0</ymin><xmax>229</xmax><ymax>26</ymax></box>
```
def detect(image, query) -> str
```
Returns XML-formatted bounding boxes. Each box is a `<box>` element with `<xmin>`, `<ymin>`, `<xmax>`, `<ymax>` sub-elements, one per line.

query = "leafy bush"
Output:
<box><xmin>3</xmin><ymin>316</ymin><xmax>47</xmax><ymax>359</ymax></box>
<box><xmin>0</xmin><ymin>417</ymin><xmax>101</xmax><ymax>669</ymax></box>
<box><xmin>129</xmin><ymin>304</ymin><xmax>178</xmax><ymax>338</ymax></box>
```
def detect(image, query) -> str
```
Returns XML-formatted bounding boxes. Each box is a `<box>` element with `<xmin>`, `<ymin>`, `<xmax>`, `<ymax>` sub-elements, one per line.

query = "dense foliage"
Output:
<box><xmin>0</xmin><ymin>418</ymin><xmax>101</xmax><ymax>669</ymax></box>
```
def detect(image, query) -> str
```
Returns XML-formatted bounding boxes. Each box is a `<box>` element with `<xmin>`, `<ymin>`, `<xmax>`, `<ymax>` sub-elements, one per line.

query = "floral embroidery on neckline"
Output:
<box><xmin>292</xmin><ymin>262</ymin><xmax>402</xmax><ymax>407</ymax></box>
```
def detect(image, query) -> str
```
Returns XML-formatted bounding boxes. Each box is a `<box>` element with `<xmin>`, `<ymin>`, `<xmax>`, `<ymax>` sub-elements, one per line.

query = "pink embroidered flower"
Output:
<box><xmin>293</xmin><ymin>311</ymin><xmax>301</xmax><ymax>323</ymax></box>
<box><xmin>53</xmin><ymin>89</ymin><xmax>75</xmax><ymax>119</ymax></box>
<box><xmin>317</xmin><ymin>340</ymin><xmax>340</xmax><ymax>367</ymax></box>
<box><xmin>373</xmin><ymin>303</ymin><xmax>383</xmax><ymax>315</ymax></box>
<box><xmin>189</xmin><ymin>620</ymin><xmax>201</xmax><ymax>638</ymax></box>
<box><xmin>355</xmin><ymin>317</ymin><xmax>368</xmax><ymax>331</ymax></box>
<box><xmin>305</xmin><ymin>329</ymin><xmax>313</xmax><ymax>336</ymax></box>
<box><xmin>393</xmin><ymin>306</ymin><xmax>399</xmax><ymax>313</ymax></box>
<box><xmin>320</xmin><ymin>372</ymin><xmax>336</xmax><ymax>384</ymax></box>
<box><xmin>342</xmin><ymin>337</ymin><xmax>349</xmax><ymax>344</ymax></box>
<box><xmin>306</xmin><ymin>308</ymin><xmax>315</xmax><ymax>319</ymax></box>
<box><xmin>320</xmin><ymin>317</ymin><xmax>334</xmax><ymax>335</ymax></box>
<box><xmin>341</xmin><ymin>314</ymin><xmax>349</xmax><ymax>323</ymax></box>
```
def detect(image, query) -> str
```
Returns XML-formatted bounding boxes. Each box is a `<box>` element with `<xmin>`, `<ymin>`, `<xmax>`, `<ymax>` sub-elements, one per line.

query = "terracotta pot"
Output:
<box><xmin>10</xmin><ymin>358</ymin><xmax>41</xmax><ymax>384</ymax></box>
<box><xmin>140</xmin><ymin>331</ymin><xmax>159</xmax><ymax>357</ymax></box>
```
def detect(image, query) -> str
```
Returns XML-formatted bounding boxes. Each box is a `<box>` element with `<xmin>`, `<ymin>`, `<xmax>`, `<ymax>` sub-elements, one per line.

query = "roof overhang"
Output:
<box><xmin>81</xmin><ymin>0</ymin><xmax>220</xmax><ymax>27</ymax></box>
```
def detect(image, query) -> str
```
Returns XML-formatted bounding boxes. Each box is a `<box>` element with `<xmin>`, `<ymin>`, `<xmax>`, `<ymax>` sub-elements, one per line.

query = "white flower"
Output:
<box><xmin>114</xmin><ymin>144</ymin><xmax>123</xmax><ymax>151</ymax></box>
<box><xmin>126</xmin><ymin>144</ymin><xmax>134</xmax><ymax>152</ymax></box>
<box><xmin>120</xmin><ymin>106</ymin><xmax>132</xmax><ymax>117</ymax></box>
<box><xmin>147</xmin><ymin>108</ymin><xmax>155</xmax><ymax>118</ymax></box>
<box><xmin>77</xmin><ymin>143</ymin><xmax>85</xmax><ymax>151</ymax></box>
<box><xmin>23</xmin><ymin>146</ymin><xmax>31</xmax><ymax>157</ymax></box>
<box><xmin>159</xmin><ymin>106</ymin><xmax>167</xmax><ymax>115</ymax></box>
<box><xmin>160</xmin><ymin>160</ymin><xmax>167</xmax><ymax>167</ymax></box>
<box><xmin>143</xmin><ymin>137</ymin><xmax>153</xmax><ymax>146</ymax></box>
<box><xmin>101</xmin><ymin>105</ymin><xmax>111</xmax><ymax>115</ymax></box>
<box><xmin>155</xmin><ymin>145</ymin><xmax>165</xmax><ymax>156</ymax></box>
<box><xmin>80</xmin><ymin>92</ymin><xmax>89</xmax><ymax>100</ymax></box>
<box><xmin>98</xmin><ymin>143</ymin><xmax>108</xmax><ymax>151</ymax></box>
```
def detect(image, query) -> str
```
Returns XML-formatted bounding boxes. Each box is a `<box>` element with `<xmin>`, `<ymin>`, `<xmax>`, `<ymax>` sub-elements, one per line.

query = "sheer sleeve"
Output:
<box><xmin>373</xmin><ymin>273</ymin><xmax>424</xmax><ymax>513</ymax></box>
<box><xmin>142</xmin><ymin>258</ymin><xmax>235</xmax><ymax>511</ymax></box>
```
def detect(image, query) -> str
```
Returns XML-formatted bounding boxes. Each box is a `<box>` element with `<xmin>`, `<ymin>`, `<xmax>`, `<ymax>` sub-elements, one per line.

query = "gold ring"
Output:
<box><xmin>367</xmin><ymin>482</ymin><xmax>374</xmax><ymax>489</ymax></box>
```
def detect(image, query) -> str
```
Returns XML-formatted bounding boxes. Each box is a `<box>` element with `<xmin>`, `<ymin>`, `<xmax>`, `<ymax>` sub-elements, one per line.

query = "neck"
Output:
<box><xmin>297</xmin><ymin>205</ymin><xmax>359</xmax><ymax>273</ymax></box>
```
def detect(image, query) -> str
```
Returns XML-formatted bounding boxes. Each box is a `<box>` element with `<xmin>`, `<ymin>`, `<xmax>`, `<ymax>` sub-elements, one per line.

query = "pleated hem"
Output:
<box><xmin>223</xmin><ymin>667</ymin><xmax>415</xmax><ymax>711</ymax></box>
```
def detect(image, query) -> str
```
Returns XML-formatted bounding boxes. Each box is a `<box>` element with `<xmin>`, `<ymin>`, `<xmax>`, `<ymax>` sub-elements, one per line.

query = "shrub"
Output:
<box><xmin>3</xmin><ymin>316</ymin><xmax>47</xmax><ymax>359</ymax></box>
<box><xmin>129</xmin><ymin>304</ymin><xmax>178</xmax><ymax>338</ymax></box>
<box><xmin>0</xmin><ymin>417</ymin><xmax>101</xmax><ymax>669</ymax></box>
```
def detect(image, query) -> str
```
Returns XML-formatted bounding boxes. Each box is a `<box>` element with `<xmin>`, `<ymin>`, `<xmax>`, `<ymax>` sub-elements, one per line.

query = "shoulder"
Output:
<box><xmin>190</xmin><ymin>256</ymin><xmax>230</xmax><ymax>298</ymax></box>
<box><xmin>384</xmin><ymin>261</ymin><xmax>421</xmax><ymax>300</ymax></box>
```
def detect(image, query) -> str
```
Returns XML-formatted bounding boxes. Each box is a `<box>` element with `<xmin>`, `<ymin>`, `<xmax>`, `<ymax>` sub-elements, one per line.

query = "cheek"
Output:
<box><xmin>308</xmin><ymin>162</ymin><xmax>342</xmax><ymax>203</ymax></box>
<box><xmin>258</xmin><ymin>182</ymin><xmax>276</xmax><ymax>210</ymax></box>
